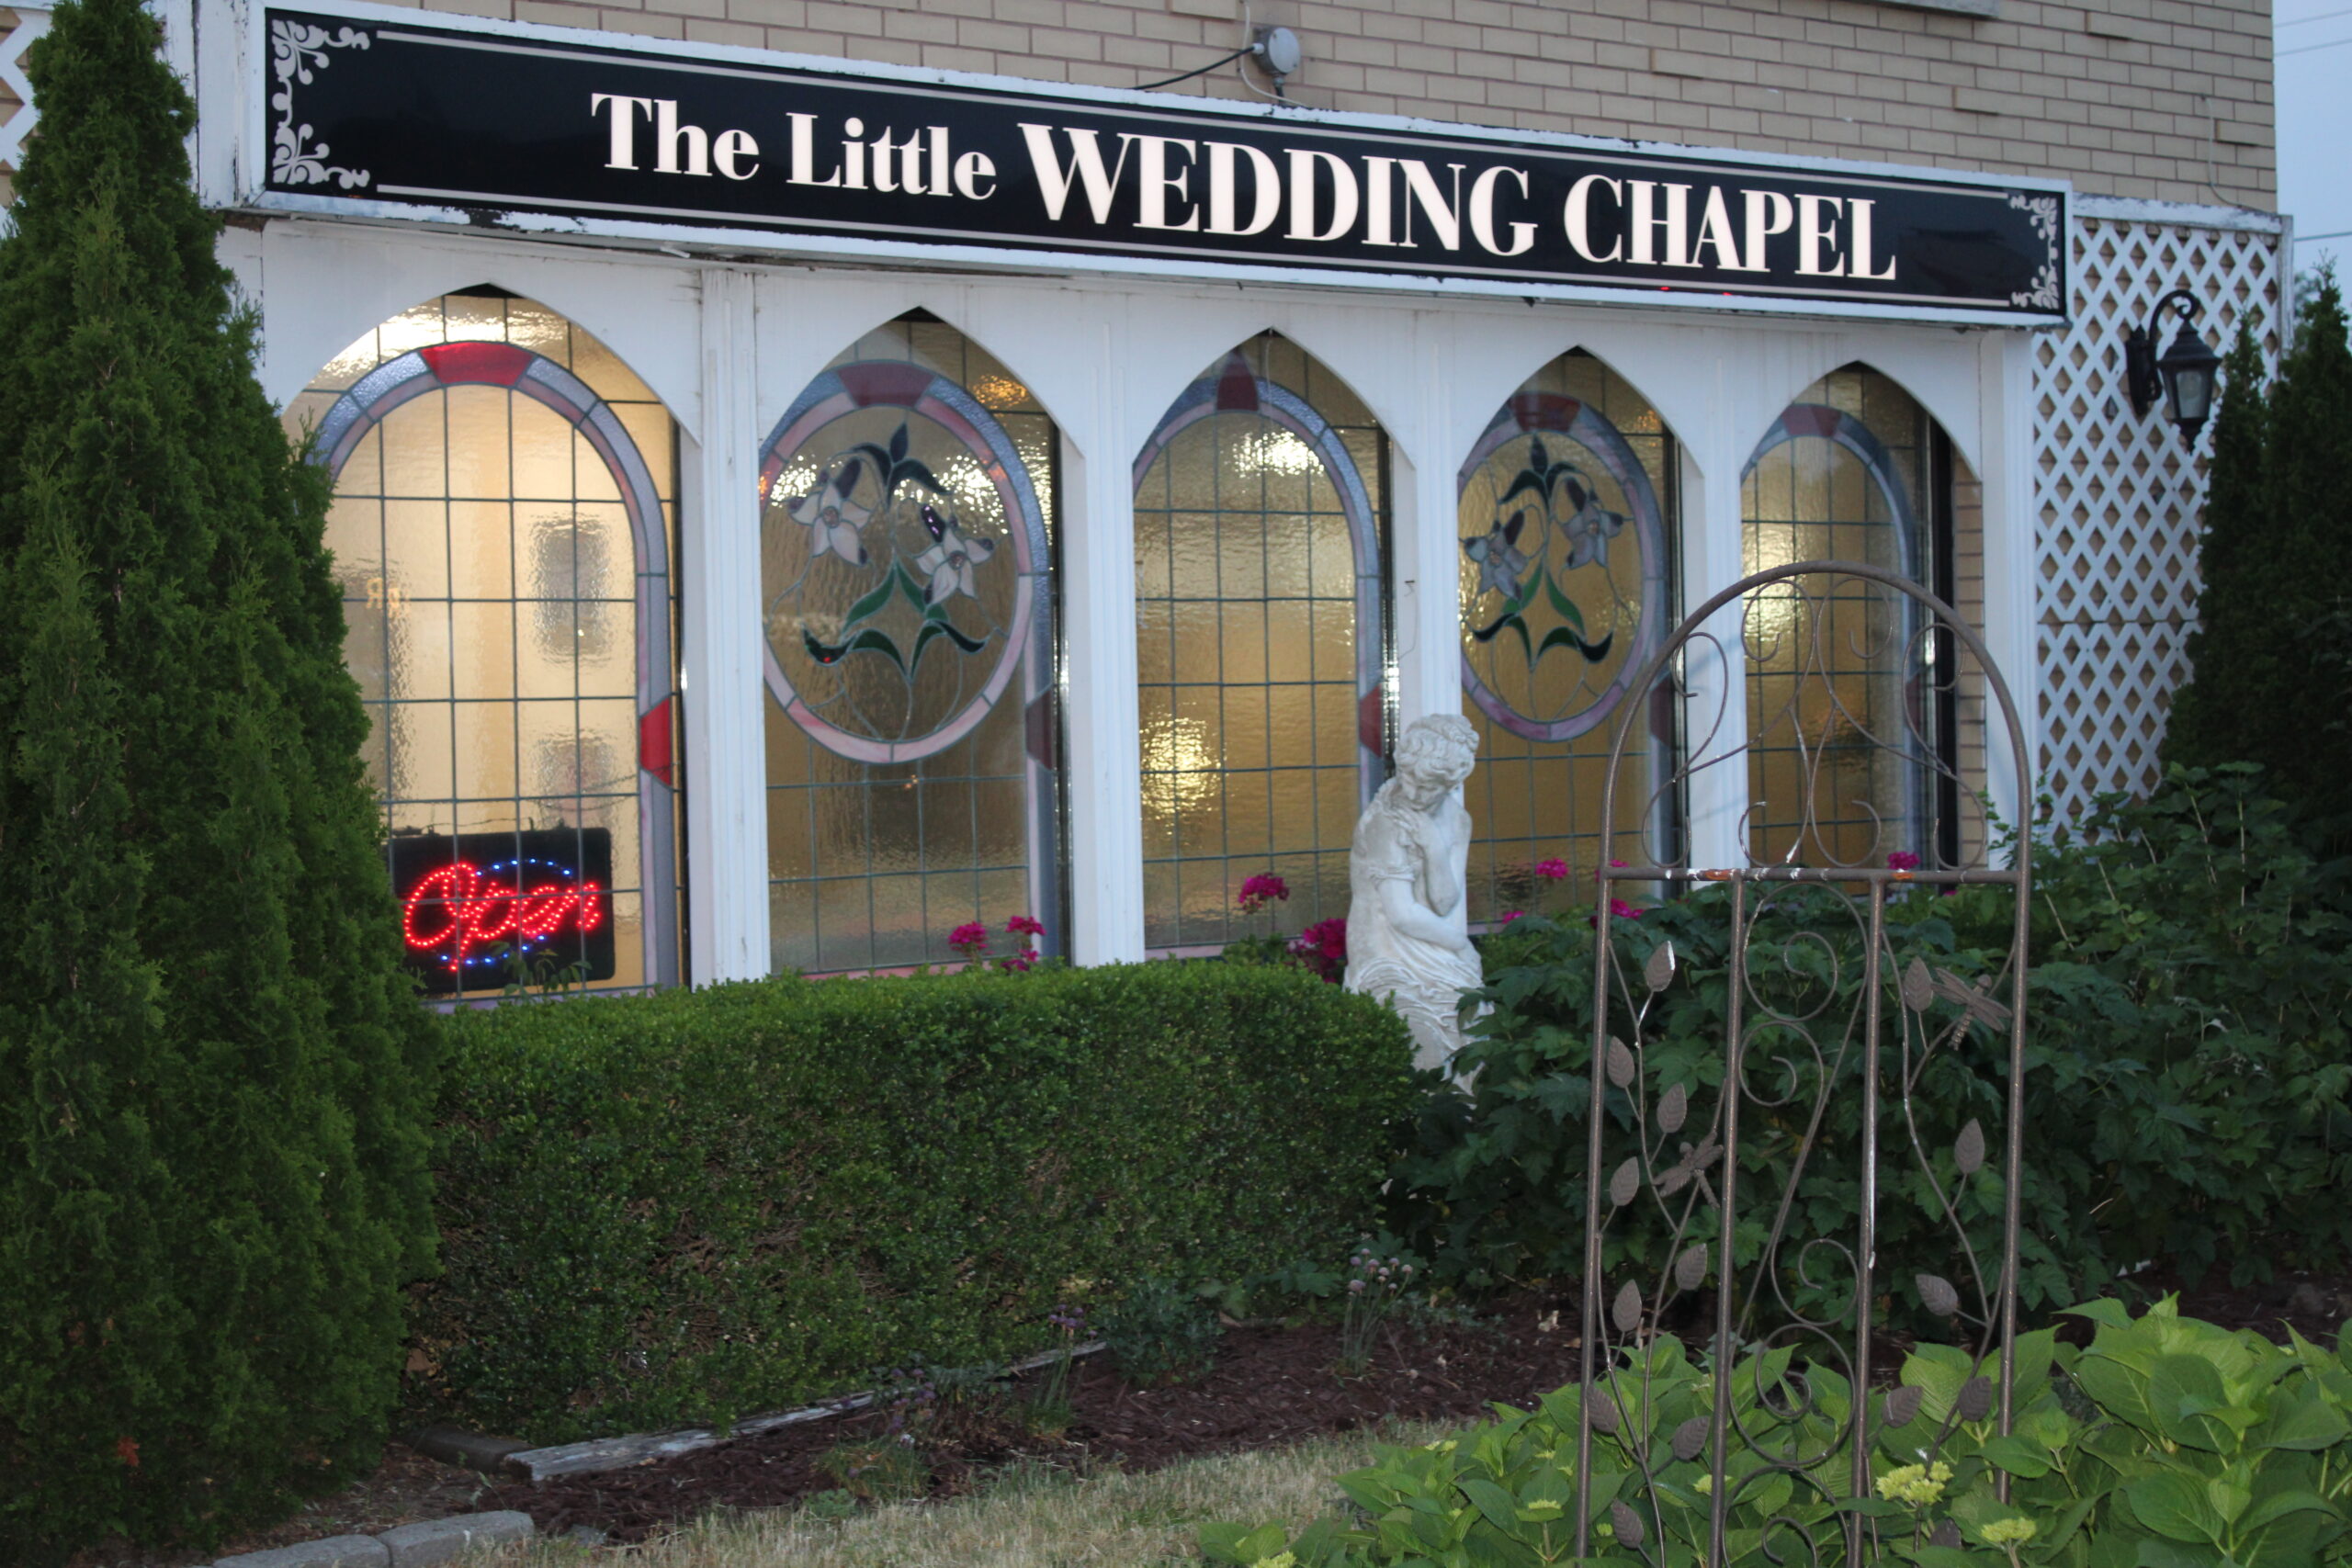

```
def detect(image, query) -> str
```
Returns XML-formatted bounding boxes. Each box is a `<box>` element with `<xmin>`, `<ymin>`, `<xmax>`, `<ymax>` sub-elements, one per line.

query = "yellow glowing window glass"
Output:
<box><xmin>760</xmin><ymin>315</ymin><xmax>1060</xmax><ymax>974</ymax></box>
<box><xmin>286</xmin><ymin>289</ymin><xmax>682</xmax><ymax>993</ymax></box>
<box><xmin>1458</xmin><ymin>352</ymin><xmax>1679</xmax><ymax>921</ymax></box>
<box><xmin>1133</xmin><ymin>335</ymin><xmax>1387</xmax><ymax>954</ymax></box>
<box><xmin>1741</xmin><ymin>364</ymin><xmax>1935</xmax><ymax>870</ymax></box>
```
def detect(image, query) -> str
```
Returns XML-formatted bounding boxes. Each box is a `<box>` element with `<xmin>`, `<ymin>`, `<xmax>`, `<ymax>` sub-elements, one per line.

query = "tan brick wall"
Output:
<box><xmin>376</xmin><ymin>0</ymin><xmax>2278</xmax><ymax>209</ymax></box>
<box><xmin>1952</xmin><ymin>464</ymin><xmax>1990</xmax><ymax>865</ymax></box>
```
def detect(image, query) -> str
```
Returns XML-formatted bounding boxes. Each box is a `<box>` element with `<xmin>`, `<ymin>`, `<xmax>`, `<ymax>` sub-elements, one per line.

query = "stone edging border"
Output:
<box><xmin>479</xmin><ymin>1339</ymin><xmax>1109</xmax><ymax>1483</ymax></box>
<box><xmin>205</xmin><ymin>1509</ymin><xmax>536</xmax><ymax>1568</ymax></box>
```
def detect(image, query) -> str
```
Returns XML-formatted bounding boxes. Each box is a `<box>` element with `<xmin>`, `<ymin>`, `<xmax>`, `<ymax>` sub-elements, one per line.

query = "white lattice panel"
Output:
<box><xmin>1</xmin><ymin>6</ymin><xmax>50</xmax><ymax>175</ymax></box>
<box><xmin>2033</xmin><ymin>206</ymin><xmax>2288</xmax><ymax>828</ymax></box>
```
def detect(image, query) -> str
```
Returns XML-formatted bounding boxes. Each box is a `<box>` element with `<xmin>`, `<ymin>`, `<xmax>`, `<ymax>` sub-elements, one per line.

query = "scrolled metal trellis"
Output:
<box><xmin>1574</xmin><ymin>560</ymin><xmax>2031</xmax><ymax>1564</ymax></box>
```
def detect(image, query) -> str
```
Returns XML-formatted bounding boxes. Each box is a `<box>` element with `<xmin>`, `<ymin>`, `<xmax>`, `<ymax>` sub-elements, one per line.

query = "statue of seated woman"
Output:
<box><xmin>1344</xmin><ymin>713</ymin><xmax>1484</xmax><ymax>1073</ymax></box>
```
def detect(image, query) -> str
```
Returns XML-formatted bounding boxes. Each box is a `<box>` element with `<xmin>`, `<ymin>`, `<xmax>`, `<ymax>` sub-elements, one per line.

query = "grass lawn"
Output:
<box><xmin>482</xmin><ymin>1423</ymin><xmax>1437</xmax><ymax>1568</ymax></box>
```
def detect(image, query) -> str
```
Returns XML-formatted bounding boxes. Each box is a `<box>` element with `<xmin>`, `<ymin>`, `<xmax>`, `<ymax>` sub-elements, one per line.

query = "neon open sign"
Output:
<box><xmin>390</xmin><ymin>829</ymin><xmax>616</xmax><ymax>992</ymax></box>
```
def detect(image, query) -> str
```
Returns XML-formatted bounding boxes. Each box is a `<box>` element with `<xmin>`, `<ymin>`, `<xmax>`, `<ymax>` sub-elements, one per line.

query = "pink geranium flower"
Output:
<box><xmin>1534</xmin><ymin>859</ymin><xmax>1570</xmax><ymax>881</ymax></box>
<box><xmin>1499</xmin><ymin>909</ymin><xmax>1528</xmax><ymax>924</ymax></box>
<box><xmin>1886</xmin><ymin>852</ymin><xmax>1921</xmax><ymax>874</ymax></box>
<box><xmin>1237</xmin><ymin>873</ymin><xmax>1291</xmax><ymax>914</ymax></box>
<box><xmin>948</xmin><ymin>921</ymin><xmax>990</xmax><ymax>956</ymax></box>
<box><xmin>1005</xmin><ymin>913</ymin><xmax>1046</xmax><ymax>937</ymax></box>
<box><xmin>1289</xmin><ymin>917</ymin><xmax>1348</xmax><ymax>981</ymax></box>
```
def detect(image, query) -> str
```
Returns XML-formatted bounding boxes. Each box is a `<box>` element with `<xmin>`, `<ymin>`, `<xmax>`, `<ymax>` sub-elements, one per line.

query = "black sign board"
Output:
<box><xmin>390</xmin><ymin>828</ymin><xmax>616</xmax><ymax>993</ymax></box>
<box><xmin>262</xmin><ymin>7</ymin><xmax>2064</xmax><ymax>319</ymax></box>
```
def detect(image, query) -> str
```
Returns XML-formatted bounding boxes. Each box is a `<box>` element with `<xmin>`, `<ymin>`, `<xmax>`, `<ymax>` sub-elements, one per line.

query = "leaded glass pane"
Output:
<box><xmin>1741</xmin><ymin>364</ymin><xmax>1934</xmax><ymax>869</ymax></box>
<box><xmin>1134</xmin><ymin>334</ymin><xmax>1387</xmax><ymax>955</ymax></box>
<box><xmin>1458</xmin><ymin>351</ymin><xmax>1679</xmax><ymax>924</ymax></box>
<box><xmin>762</xmin><ymin>317</ymin><xmax>1061</xmax><ymax>975</ymax></box>
<box><xmin>294</xmin><ymin>290</ymin><xmax>683</xmax><ymax>996</ymax></box>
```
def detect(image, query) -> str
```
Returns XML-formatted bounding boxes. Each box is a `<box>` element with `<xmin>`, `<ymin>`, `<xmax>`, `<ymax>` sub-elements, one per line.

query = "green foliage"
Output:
<box><xmin>415</xmin><ymin>962</ymin><xmax>1412</xmax><ymax>1440</ymax></box>
<box><xmin>0</xmin><ymin>0</ymin><xmax>437</xmax><ymax>1559</ymax></box>
<box><xmin>1201</xmin><ymin>1297</ymin><xmax>2352</xmax><ymax>1567</ymax></box>
<box><xmin>2023</xmin><ymin>764</ymin><xmax>2352</xmax><ymax>1282</ymax></box>
<box><xmin>1391</xmin><ymin>765</ymin><xmax>2352</xmax><ymax>1315</ymax></box>
<box><xmin>2167</xmin><ymin>272</ymin><xmax>2352</xmax><ymax>840</ymax></box>
<box><xmin>818</xmin><ymin>1436</ymin><xmax>931</xmax><ymax>1504</ymax></box>
<box><xmin>1101</xmin><ymin>1277</ymin><xmax>1226</xmax><ymax>1386</ymax></box>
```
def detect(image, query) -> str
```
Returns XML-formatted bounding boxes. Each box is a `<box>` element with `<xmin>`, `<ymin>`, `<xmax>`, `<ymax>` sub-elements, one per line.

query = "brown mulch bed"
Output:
<box><xmin>478</xmin><ymin>1298</ymin><xmax>1593</xmax><ymax>1543</ymax></box>
<box><xmin>63</xmin><ymin>1268</ymin><xmax>2352</xmax><ymax>1563</ymax></box>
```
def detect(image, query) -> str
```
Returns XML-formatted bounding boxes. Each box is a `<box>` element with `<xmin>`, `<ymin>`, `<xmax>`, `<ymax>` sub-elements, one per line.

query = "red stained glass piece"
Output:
<box><xmin>420</xmin><ymin>341</ymin><xmax>532</xmax><ymax>387</ymax></box>
<box><xmin>838</xmin><ymin>360</ymin><xmax>935</xmax><ymax>408</ymax></box>
<box><xmin>639</xmin><ymin>695</ymin><xmax>675</xmax><ymax>786</ymax></box>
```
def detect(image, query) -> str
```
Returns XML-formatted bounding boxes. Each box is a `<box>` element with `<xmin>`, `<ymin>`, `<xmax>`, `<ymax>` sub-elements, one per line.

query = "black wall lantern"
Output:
<box><xmin>2123</xmin><ymin>289</ymin><xmax>2224</xmax><ymax>443</ymax></box>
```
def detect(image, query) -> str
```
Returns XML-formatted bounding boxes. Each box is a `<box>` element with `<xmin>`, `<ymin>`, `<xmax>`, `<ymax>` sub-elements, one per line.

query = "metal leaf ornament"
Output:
<box><xmin>1901</xmin><ymin>956</ymin><xmax>1934</xmax><ymax>1013</ymax></box>
<box><xmin>1954</xmin><ymin>1118</ymin><xmax>1986</xmax><ymax>1176</ymax></box>
<box><xmin>1609</xmin><ymin>1500</ymin><xmax>1646</xmax><ymax>1550</ymax></box>
<box><xmin>1674</xmin><ymin>1244</ymin><xmax>1709</xmax><ymax>1292</ymax></box>
<box><xmin>1670</xmin><ymin>1416</ymin><xmax>1710</xmax><ymax>1462</ymax></box>
<box><xmin>1883</xmin><ymin>1384</ymin><xmax>1924</xmax><ymax>1428</ymax></box>
<box><xmin>1931</xmin><ymin>1520</ymin><xmax>1964</xmax><ymax>1550</ymax></box>
<box><xmin>1955</xmin><ymin>1376</ymin><xmax>1996</xmax><ymax>1423</ymax></box>
<box><xmin>1918</xmin><ymin>1273</ymin><xmax>1962</xmax><ymax>1318</ymax></box>
<box><xmin>1588</xmin><ymin>1390</ymin><xmax>1622</xmax><ymax>1434</ymax></box>
<box><xmin>1644</xmin><ymin>939</ymin><xmax>1677</xmax><ymax>993</ymax></box>
<box><xmin>1657</xmin><ymin>1082</ymin><xmax>1688</xmax><ymax>1134</ymax></box>
<box><xmin>1612</xmin><ymin>1280</ymin><xmax>1644</xmax><ymax>1333</ymax></box>
<box><xmin>1606</xmin><ymin>1037</ymin><xmax>1636</xmax><ymax>1089</ymax></box>
<box><xmin>1610</xmin><ymin>1158</ymin><xmax>1641</xmax><ymax>1208</ymax></box>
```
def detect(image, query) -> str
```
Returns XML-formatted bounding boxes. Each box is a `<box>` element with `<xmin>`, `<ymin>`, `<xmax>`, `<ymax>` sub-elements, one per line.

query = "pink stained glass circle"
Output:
<box><xmin>759</xmin><ymin>367</ymin><xmax>1043</xmax><ymax>765</ymax></box>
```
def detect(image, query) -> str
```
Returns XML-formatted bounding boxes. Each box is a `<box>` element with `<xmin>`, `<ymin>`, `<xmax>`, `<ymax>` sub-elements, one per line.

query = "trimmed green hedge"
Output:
<box><xmin>410</xmin><ymin>962</ymin><xmax>1415</xmax><ymax>1442</ymax></box>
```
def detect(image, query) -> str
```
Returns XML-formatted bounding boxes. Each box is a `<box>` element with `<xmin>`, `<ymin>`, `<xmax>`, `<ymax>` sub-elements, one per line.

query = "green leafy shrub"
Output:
<box><xmin>1202</xmin><ymin>1296</ymin><xmax>2352</xmax><ymax>1566</ymax></box>
<box><xmin>2167</xmin><ymin>272</ymin><xmax>2352</xmax><ymax>844</ymax></box>
<box><xmin>0</xmin><ymin>0</ymin><xmax>437</xmax><ymax>1557</ymax></box>
<box><xmin>1101</xmin><ymin>1277</ymin><xmax>1226</xmax><ymax>1386</ymax></box>
<box><xmin>1391</xmin><ymin>765</ymin><xmax>2352</xmax><ymax>1315</ymax></box>
<box><xmin>413</xmin><ymin>962</ymin><xmax>1411</xmax><ymax>1440</ymax></box>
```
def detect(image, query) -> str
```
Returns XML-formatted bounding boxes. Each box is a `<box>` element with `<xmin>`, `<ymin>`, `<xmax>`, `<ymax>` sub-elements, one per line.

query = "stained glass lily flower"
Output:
<box><xmin>1556</xmin><ymin>473</ymin><xmax>1627</xmax><ymax>571</ymax></box>
<box><xmin>1464</xmin><ymin>510</ymin><xmax>1532</xmax><ymax>601</ymax></box>
<box><xmin>915</xmin><ymin>509</ymin><xmax>996</xmax><ymax>604</ymax></box>
<box><xmin>788</xmin><ymin>457</ymin><xmax>874</xmax><ymax>566</ymax></box>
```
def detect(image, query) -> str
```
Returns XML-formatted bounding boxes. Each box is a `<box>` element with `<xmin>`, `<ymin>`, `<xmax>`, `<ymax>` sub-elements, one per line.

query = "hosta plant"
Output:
<box><xmin>1200</xmin><ymin>1297</ymin><xmax>2352</xmax><ymax>1566</ymax></box>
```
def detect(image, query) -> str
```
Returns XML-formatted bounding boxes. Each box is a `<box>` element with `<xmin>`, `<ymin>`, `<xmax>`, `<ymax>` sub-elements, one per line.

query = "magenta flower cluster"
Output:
<box><xmin>1887</xmin><ymin>851</ymin><xmax>1922</xmax><ymax>873</ymax></box>
<box><xmin>1534</xmin><ymin>857</ymin><xmax>1571</xmax><ymax>881</ymax></box>
<box><xmin>1235</xmin><ymin>873</ymin><xmax>1291</xmax><ymax>915</ymax></box>
<box><xmin>1288</xmin><ymin>917</ymin><xmax>1348</xmax><ymax>982</ymax></box>
<box><xmin>948</xmin><ymin>914</ymin><xmax>1046</xmax><ymax>971</ymax></box>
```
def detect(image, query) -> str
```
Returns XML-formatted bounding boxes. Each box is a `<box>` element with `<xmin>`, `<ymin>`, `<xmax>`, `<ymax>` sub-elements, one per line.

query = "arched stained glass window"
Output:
<box><xmin>1741</xmin><ymin>363</ymin><xmax>1949</xmax><ymax>868</ymax></box>
<box><xmin>761</xmin><ymin>314</ymin><xmax>1059</xmax><ymax>974</ymax></box>
<box><xmin>1132</xmin><ymin>334</ymin><xmax>1387</xmax><ymax>954</ymax></box>
<box><xmin>1458</xmin><ymin>351</ymin><xmax>1678</xmax><ymax>921</ymax></box>
<box><xmin>286</xmin><ymin>289</ymin><xmax>682</xmax><ymax>994</ymax></box>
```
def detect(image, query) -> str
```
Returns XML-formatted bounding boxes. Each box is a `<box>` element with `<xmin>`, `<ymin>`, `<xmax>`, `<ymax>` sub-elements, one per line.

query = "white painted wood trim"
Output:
<box><xmin>682</xmin><ymin>265</ymin><xmax>770</xmax><ymax>984</ymax></box>
<box><xmin>2074</xmin><ymin>195</ymin><xmax>2286</xmax><ymax>233</ymax></box>
<box><xmin>1058</xmin><ymin>314</ymin><xmax>1148</xmax><ymax>964</ymax></box>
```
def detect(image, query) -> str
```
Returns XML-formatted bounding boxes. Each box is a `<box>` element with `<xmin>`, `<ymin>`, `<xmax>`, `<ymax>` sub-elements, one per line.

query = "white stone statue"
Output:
<box><xmin>1344</xmin><ymin>713</ymin><xmax>1484</xmax><ymax>1073</ymax></box>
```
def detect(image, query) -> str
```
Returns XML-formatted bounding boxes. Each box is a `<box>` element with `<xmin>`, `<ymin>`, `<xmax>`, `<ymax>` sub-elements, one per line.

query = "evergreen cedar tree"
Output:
<box><xmin>2165</xmin><ymin>275</ymin><xmax>2352</xmax><ymax>836</ymax></box>
<box><xmin>0</xmin><ymin>0</ymin><xmax>437</xmax><ymax>1557</ymax></box>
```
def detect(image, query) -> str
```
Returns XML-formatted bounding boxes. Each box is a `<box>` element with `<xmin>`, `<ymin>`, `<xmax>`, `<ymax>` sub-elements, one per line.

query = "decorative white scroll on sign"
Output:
<box><xmin>1</xmin><ymin>5</ymin><xmax>53</xmax><ymax>174</ymax></box>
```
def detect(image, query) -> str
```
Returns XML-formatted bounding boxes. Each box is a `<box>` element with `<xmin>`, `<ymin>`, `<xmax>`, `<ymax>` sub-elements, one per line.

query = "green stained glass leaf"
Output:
<box><xmin>1541</xmin><ymin>569</ymin><xmax>1589</xmax><ymax>634</ymax></box>
<box><xmin>842</xmin><ymin>573</ymin><xmax>899</xmax><ymax>629</ymax></box>
<box><xmin>1538</xmin><ymin>625</ymin><xmax>1614</xmax><ymax>664</ymax></box>
<box><xmin>1498</xmin><ymin>470</ymin><xmax>1548</xmax><ymax>507</ymax></box>
<box><xmin>803</xmin><ymin>626</ymin><xmax>905</xmax><ymax>671</ymax></box>
<box><xmin>911</xmin><ymin>617</ymin><xmax>989</xmax><ymax>668</ymax></box>
<box><xmin>895</xmin><ymin>458</ymin><xmax>947</xmax><ymax>497</ymax></box>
